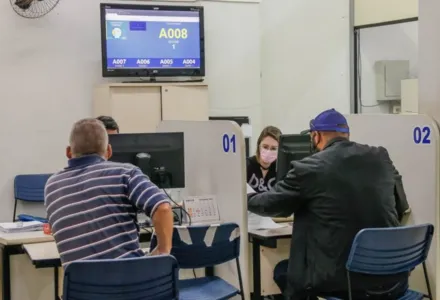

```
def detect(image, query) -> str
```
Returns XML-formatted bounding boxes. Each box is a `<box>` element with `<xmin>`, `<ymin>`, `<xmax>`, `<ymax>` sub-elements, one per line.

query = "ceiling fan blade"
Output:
<box><xmin>15</xmin><ymin>0</ymin><xmax>34</xmax><ymax>9</ymax></box>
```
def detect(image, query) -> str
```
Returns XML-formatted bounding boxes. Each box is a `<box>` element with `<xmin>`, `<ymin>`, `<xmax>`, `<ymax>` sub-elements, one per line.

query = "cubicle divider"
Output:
<box><xmin>346</xmin><ymin>114</ymin><xmax>440</xmax><ymax>298</ymax></box>
<box><xmin>157</xmin><ymin>120</ymin><xmax>249</xmax><ymax>298</ymax></box>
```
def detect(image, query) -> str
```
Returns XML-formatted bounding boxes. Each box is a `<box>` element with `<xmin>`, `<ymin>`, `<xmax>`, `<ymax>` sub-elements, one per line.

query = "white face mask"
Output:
<box><xmin>260</xmin><ymin>149</ymin><xmax>277</xmax><ymax>164</ymax></box>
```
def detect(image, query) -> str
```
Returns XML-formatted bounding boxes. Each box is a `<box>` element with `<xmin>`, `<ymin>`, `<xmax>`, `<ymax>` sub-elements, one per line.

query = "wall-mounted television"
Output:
<box><xmin>100</xmin><ymin>3</ymin><xmax>205</xmax><ymax>78</ymax></box>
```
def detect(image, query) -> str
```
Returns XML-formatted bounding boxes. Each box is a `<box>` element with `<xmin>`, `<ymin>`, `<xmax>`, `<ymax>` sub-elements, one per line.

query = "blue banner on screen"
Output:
<box><xmin>107</xmin><ymin>58</ymin><xmax>200</xmax><ymax>68</ymax></box>
<box><xmin>105</xmin><ymin>9</ymin><xmax>201</xmax><ymax>69</ymax></box>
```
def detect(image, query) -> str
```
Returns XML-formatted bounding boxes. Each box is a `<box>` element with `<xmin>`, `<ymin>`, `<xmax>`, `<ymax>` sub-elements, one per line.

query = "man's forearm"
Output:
<box><xmin>152</xmin><ymin>203</ymin><xmax>174</xmax><ymax>254</ymax></box>
<box><xmin>248</xmin><ymin>192</ymin><xmax>288</xmax><ymax>217</ymax></box>
<box><xmin>248</xmin><ymin>188</ymin><xmax>299</xmax><ymax>217</ymax></box>
<box><xmin>248</xmin><ymin>193</ymin><xmax>272</xmax><ymax>216</ymax></box>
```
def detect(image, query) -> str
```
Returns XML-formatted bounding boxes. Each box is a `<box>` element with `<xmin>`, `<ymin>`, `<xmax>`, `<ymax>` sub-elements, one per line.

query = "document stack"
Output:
<box><xmin>0</xmin><ymin>221</ymin><xmax>43</xmax><ymax>233</ymax></box>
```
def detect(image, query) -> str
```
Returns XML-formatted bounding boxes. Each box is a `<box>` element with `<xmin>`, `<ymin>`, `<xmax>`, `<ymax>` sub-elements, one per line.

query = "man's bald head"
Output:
<box><xmin>68</xmin><ymin>118</ymin><xmax>109</xmax><ymax>158</ymax></box>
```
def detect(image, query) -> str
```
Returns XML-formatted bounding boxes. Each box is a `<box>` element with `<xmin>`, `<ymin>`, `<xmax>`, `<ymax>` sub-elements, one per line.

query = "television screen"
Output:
<box><xmin>100</xmin><ymin>3</ymin><xmax>205</xmax><ymax>78</ymax></box>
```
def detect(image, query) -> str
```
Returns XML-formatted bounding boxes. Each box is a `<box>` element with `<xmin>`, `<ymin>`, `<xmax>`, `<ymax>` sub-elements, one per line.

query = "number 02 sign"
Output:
<box><xmin>413</xmin><ymin>126</ymin><xmax>431</xmax><ymax>144</ymax></box>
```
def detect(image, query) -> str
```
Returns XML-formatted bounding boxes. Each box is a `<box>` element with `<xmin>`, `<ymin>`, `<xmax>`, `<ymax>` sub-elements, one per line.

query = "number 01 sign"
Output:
<box><xmin>222</xmin><ymin>134</ymin><xmax>236</xmax><ymax>153</ymax></box>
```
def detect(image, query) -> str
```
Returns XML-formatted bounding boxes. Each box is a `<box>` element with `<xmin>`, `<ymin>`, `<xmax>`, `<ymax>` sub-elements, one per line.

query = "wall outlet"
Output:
<box><xmin>392</xmin><ymin>105</ymin><xmax>401</xmax><ymax>114</ymax></box>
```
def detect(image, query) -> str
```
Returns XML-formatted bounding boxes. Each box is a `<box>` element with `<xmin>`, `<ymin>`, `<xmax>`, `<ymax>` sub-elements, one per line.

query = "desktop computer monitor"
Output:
<box><xmin>108</xmin><ymin>132</ymin><xmax>185</xmax><ymax>188</ymax></box>
<box><xmin>276</xmin><ymin>134</ymin><xmax>311</xmax><ymax>181</ymax></box>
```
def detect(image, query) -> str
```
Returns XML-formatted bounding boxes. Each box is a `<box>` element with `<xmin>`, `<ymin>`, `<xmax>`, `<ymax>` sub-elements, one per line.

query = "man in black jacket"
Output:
<box><xmin>248</xmin><ymin>109</ymin><xmax>409</xmax><ymax>300</ymax></box>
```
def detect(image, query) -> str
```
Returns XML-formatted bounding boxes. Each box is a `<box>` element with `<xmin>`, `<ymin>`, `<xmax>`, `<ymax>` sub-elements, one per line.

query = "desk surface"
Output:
<box><xmin>23</xmin><ymin>241</ymin><xmax>150</xmax><ymax>264</ymax></box>
<box><xmin>0</xmin><ymin>231</ymin><xmax>53</xmax><ymax>246</ymax></box>
<box><xmin>248</xmin><ymin>225</ymin><xmax>292</xmax><ymax>240</ymax></box>
<box><xmin>0</xmin><ymin>226</ymin><xmax>153</xmax><ymax>247</ymax></box>
<box><xmin>23</xmin><ymin>241</ymin><xmax>59</xmax><ymax>261</ymax></box>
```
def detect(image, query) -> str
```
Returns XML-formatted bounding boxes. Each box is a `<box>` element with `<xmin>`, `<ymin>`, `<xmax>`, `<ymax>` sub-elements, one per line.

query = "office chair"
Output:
<box><xmin>13</xmin><ymin>174</ymin><xmax>52</xmax><ymax>222</ymax></box>
<box><xmin>151</xmin><ymin>222</ymin><xmax>244</xmax><ymax>300</ymax></box>
<box><xmin>63</xmin><ymin>256</ymin><xmax>179</xmax><ymax>300</ymax></box>
<box><xmin>326</xmin><ymin>224</ymin><xmax>434</xmax><ymax>300</ymax></box>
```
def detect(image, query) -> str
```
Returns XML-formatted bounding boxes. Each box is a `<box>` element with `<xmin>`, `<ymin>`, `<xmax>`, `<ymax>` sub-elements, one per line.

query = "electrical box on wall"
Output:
<box><xmin>401</xmin><ymin>79</ymin><xmax>418</xmax><ymax>113</ymax></box>
<box><xmin>375</xmin><ymin>60</ymin><xmax>410</xmax><ymax>101</ymax></box>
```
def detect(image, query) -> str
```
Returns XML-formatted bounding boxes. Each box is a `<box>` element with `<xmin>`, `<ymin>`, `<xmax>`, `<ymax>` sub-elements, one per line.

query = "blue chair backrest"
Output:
<box><xmin>63</xmin><ymin>256</ymin><xmax>179</xmax><ymax>300</ymax></box>
<box><xmin>151</xmin><ymin>222</ymin><xmax>240</xmax><ymax>269</ymax></box>
<box><xmin>14</xmin><ymin>174</ymin><xmax>52</xmax><ymax>202</ymax></box>
<box><xmin>347</xmin><ymin>224</ymin><xmax>434</xmax><ymax>275</ymax></box>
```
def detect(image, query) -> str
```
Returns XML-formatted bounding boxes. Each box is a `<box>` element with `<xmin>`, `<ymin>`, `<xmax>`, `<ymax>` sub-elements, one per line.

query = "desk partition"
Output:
<box><xmin>346</xmin><ymin>114</ymin><xmax>440</xmax><ymax>298</ymax></box>
<box><xmin>157</xmin><ymin>120</ymin><xmax>249</xmax><ymax>298</ymax></box>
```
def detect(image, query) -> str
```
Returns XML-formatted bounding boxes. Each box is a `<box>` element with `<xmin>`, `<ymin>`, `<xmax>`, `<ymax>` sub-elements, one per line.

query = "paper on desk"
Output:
<box><xmin>247</xmin><ymin>183</ymin><xmax>256</xmax><ymax>194</ymax></box>
<box><xmin>0</xmin><ymin>221</ymin><xmax>43</xmax><ymax>233</ymax></box>
<box><xmin>248</xmin><ymin>212</ymin><xmax>287</xmax><ymax>231</ymax></box>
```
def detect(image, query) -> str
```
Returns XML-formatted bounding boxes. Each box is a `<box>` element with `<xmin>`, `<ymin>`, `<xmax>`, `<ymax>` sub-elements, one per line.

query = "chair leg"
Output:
<box><xmin>422</xmin><ymin>262</ymin><xmax>433</xmax><ymax>299</ymax></box>
<box><xmin>347</xmin><ymin>271</ymin><xmax>353</xmax><ymax>300</ymax></box>
<box><xmin>12</xmin><ymin>199</ymin><xmax>18</xmax><ymax>222</ymax></box>
<box><xmin>235</xmin><ymin>258</ymin><xmax>245</xmax><ymax>300</ymax></box>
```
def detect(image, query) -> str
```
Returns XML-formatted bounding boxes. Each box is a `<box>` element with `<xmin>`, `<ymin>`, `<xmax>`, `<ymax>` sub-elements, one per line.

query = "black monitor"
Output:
<box><xmin>108</xmin><ymin>132</ymin><xmax>185</xmax><ymax>188</ymax></box>
<box><xmin>276</xmin><ymin>134</ymin><xmax>311</xmax><ymax>181</ymax></box>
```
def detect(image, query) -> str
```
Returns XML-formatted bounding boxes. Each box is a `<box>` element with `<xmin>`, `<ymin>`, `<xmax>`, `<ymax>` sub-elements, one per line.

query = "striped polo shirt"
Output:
<box><xmin>44</xmin><ymin>154</ymin><xmax>170</xmax><ymax>267</ymax></box>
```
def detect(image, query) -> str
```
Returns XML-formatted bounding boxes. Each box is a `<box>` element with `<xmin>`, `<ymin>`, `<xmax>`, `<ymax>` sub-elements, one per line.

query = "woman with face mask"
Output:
<box><xmin>246</xmin><ymin>126</ymin><xmax>282</xmax><ymax>193</ymax></box>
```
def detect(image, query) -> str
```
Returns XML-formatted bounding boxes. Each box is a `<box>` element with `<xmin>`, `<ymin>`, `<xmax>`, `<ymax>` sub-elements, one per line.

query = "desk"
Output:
<box><xmin>23</xmin><ymin>241</ymin><xmax>151</xmax><ymax>266</ymax></box>
<box><xmin>0</xmin><ymin>228</ymin><xmax>152</xmax><ymax>300</ymax></box>
<box><xmin>23</xmin><ymin>242</ymin><xmax>60</xmax><ymax>300</ymax></box>
<box><xmin>248</xmin><ymin>226</ymin><xmax>292</xmax><ymax>300</ymax></box>
<box><xmin>0</xmin><ymin>231</ymin><xmax>53</xmax><ymax>246</ymax></box>
<box><xmin>0</xmin><ymin>231</ymin><xmax>53</xmax><ymax>300</ymax></box>
<box><xmin>23</xmin><ymin>242</ymin><xmax>60</xmax><ymax>268</ymax></box>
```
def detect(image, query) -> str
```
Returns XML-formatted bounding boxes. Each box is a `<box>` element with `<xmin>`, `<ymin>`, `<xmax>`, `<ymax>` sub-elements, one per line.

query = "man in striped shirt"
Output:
<box><xmin>45</xmin><ymin>118</ymin><xmax>173</xmax><ymax>267</ymax></box>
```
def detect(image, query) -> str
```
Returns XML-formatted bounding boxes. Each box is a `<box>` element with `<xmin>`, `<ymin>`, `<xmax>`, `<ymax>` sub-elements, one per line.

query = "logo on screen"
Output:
<box><xmin>111</xmin><ymin>27</ymin><xmax>122</xmax><ymax>39</ymax></box>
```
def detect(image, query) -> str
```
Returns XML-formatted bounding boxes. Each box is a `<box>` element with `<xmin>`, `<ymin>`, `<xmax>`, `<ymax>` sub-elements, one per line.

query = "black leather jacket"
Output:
<box><xmin>248</xmin><ymin>137</ymin><xmax>409</xmax><ymax>299</ymax></box>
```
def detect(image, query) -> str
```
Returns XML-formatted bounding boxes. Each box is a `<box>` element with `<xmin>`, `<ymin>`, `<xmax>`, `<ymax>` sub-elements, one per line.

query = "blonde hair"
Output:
<box><xmin>255</xmin><ymin>126</ymin><xmax>282</xmax><ymax>160</ymax></box>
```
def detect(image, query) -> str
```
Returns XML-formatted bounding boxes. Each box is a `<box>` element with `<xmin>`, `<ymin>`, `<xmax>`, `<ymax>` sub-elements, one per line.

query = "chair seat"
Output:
<box><xmin>325</xmin><ymin>289</ymin><xmax>424</xmax><ymax>300</ymax></box>
<box><xmin>179</xmin><ymin>276</ymin><xmax>240</xmax><ymax>300</ymax></box>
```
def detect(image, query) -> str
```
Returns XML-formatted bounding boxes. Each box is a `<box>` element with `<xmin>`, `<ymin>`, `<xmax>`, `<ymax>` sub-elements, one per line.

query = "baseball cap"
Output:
<box><xmin>301</xmin><ymin>108</ymin><xmax>349</xmax><ymax>134</ymax></box>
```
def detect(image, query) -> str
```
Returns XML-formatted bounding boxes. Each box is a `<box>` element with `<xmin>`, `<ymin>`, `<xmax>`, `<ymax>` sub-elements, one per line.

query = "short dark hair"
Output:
<box><xmin>96</xmin><ymin>116</ymin><xmax>119</xmax><ymax>132</ymax></box>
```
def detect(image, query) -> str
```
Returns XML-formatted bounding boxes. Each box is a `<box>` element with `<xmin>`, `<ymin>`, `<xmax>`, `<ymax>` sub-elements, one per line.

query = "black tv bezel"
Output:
<box><xmin>100</xmin><ymin>3</ymin><xmax>205</xmax><ymax>78</ymax></box>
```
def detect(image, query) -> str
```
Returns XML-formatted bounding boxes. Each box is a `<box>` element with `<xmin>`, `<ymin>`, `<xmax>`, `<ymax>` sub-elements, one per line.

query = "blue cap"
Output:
<box><xmin>305</xmin><ymin>108</ymin><xmax>349</xmax><ymax>133</ymax></box>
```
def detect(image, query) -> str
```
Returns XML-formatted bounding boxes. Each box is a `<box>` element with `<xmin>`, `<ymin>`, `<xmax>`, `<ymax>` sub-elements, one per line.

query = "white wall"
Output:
<box><xmin>358</xmin><ymin>21</ymin><xmax>418</xmax><ymax>113</ymax></box>
<box><xmin>419</xmin><ymin>0</ymin><xmax>440</xmax><ymax>123</ymax></box>
<box><xmin>0</xmin><ymin>0</ymin><xmax>261</xmax><ymax>223</ymax></box>
<box><xmin>204</xmin><ymin>1</ymin><xmax>262</xmax><ymax>153</ymax></box>
<box><xmin>355</xmin><ymin>0</ymin><xmax>418</xmax><ymax>27</ymax></box>
<box><xmin>260</xmin><ymin>0</ymin><xmax>352</xmax><ymax>134</ymax></box>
